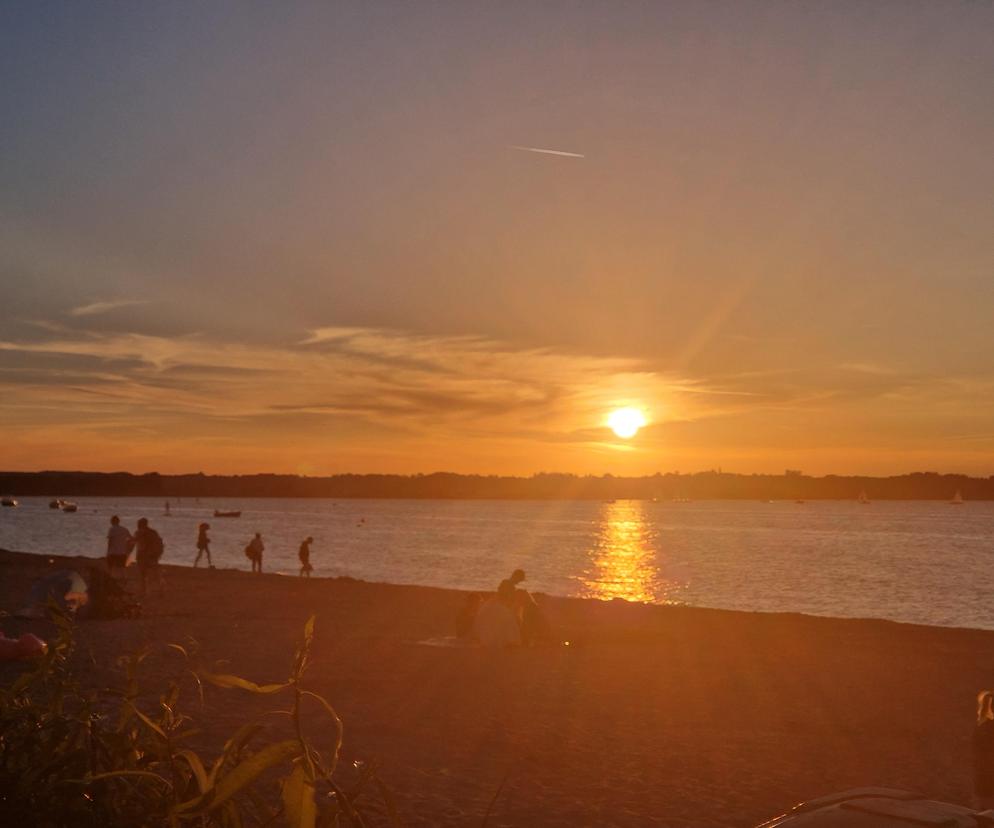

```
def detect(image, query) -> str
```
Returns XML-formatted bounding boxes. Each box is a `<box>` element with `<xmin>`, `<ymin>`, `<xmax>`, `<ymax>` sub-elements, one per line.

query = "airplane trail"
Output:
<box><xmin>509</xmin><ymin>145</ymin><xmax>585</xmax><ymax>158</ymax></box>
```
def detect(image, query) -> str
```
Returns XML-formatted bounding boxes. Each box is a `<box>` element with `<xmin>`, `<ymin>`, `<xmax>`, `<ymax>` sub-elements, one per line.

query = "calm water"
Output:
<box><xmin>1</xmin><ymin>497</ymin><xmax>992</xmax><ymax>630</ymax></box>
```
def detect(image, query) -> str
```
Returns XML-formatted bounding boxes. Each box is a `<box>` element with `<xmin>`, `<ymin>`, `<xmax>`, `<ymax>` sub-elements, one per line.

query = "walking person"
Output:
<box><xmin>106</xmin><ymin>515</ymin><xmax>133</xmax><ymax>580</ymax></box>
<box><xmin>133</xmin><ymin>517</ymin><xmax>165</xmax><ymax>596</ymax></box>
<box><xmin>245</xmin><ymin>532</ymin><xmax>264</xmax><ymax>574</ymax></box>
<box><xmin>298</xmin><ymin>536</ymin><xmax>314</xmax><ymax>577</ymax></box>
<box><xmin>194</xmin><ymin>522</ymin><xmax>212</xmax><ymax>568</ymax></box>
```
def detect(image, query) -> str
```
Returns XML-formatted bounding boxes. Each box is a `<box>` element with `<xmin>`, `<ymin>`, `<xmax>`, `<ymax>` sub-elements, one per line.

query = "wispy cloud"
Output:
<box><xmin>509</xmin><ymin>145</ymin><xmax>585</xmax><ymax>158</ymax></box>
<box><xmin>69</xmin><ymin>299</ymin><xmax>149</xmax><ymax>317</ymax></box>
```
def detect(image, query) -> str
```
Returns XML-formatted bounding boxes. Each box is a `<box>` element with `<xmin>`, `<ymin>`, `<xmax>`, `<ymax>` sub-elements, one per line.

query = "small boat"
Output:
<box><xmin>49</xmin><ymin>499</ymin><xmax>64</xmax><ymax>509</ymax></box>
<box><xmin>213</xmin><ymin>510</ymin><xmax>241</xmax><ymax>518</ymax></box>
<box><xmin>858</xmin><ymin>490</ymin><xmax>871</xmax><ymax>505</ymax></box>
<box><xmin>1</xmin><ymin>496</ymin><xmax>18</xmax><ymax>507</ymax></box>
<box><xmin>950</xmin><ymin>490</ymin><xmax>965</xmax><ymax>505</ymax></box>
<box><xmin>60</xmin><ymin>501</ymin><xmax>78</xmax><ymax>513</ymax></box>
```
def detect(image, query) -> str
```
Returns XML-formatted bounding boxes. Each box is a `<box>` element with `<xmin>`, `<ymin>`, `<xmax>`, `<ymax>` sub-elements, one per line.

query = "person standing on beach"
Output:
<box><xmin>194</xmin><ymin>522</ymin><xmax>212</xmax><ymax>568</ymax></box>
<box><xmin>974</xmin><ymin>691</ymin><xmax>994</xmax><ymax>809</ymax></box>
<box><xmin>133</xmin><ymin>517</ymin><xmax>165</xmax><ymax>596</ymax></box>
<box><xmin>106</xmin><ymin>515</ymin><xmax>132</xmax><ymax>579</ymax></box>
<box><xmin>245</xmin><ymin>532</ymin><xmax>264</xmax><ymax>574</ymax></box>
<box><xmin>298</xmin><ymin>536</ymin><xmax>313</xmax><ymax>577</ymax></box>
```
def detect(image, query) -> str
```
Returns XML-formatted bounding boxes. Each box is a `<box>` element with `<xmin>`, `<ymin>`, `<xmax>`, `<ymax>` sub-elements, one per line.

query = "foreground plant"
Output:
<box><xmin>0</xmin><ymin>610</ymin><xmax>397</xmax><ymax>827</ymax></box>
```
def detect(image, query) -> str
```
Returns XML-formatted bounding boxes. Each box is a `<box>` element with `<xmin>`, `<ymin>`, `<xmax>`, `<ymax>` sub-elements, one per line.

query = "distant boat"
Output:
<box><xmin>49</xmin><ymin>499</ymin><xmax>64</xmax><ymax>509</ymax></box>
<box><xmin>795</xmin><ymin>499</ymin><xmax>806</xmax><ymax>504</ymax></box>
<box><xmin>213</xmin><ymin>510</ymin><xmax>241</xmax><ymax>518</ymax></box>
<box><xmin>950</xmin><ymin>490</ymin><xmax>965</xmax><ymax>505</ymax></box>
<box><xmin>858</xmin><ymin>490</ymin><xmax>871</xmax><ymax>505</ymax></box>
<box><xmin>1</xmin><ymin>496</ymin><xmax>18</xmax><ymax>507</ymax></box>
<box><xmin>60</xmin><ymin>501</ymin><xmax>78</xmax><ymax>513</ymax></box>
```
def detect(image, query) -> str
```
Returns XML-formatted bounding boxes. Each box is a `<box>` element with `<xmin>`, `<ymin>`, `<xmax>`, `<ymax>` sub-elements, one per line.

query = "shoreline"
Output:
<box><xmin>1</xmin><ymin>545</ymin><xmax>992</xmax><ymax>636</ymax></box>
<box><xmin>2</xmin><ymin>546</ymin><xmax>992</xmax><ymax>825</ymax></box>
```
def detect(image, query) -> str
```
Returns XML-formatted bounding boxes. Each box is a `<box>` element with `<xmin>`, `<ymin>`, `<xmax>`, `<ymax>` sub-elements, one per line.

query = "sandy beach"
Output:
<box><xmin>1</xmin><ymin>547</ymin><xmax>990</xmax><ymax>827</ymax></box>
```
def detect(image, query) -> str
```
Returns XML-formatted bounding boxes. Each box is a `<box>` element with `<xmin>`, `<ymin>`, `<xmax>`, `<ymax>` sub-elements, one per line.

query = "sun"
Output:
<box><xmin>607</xmin><ymin>407</ymin><xmax>647</xmax><ymax>439</ymax></box>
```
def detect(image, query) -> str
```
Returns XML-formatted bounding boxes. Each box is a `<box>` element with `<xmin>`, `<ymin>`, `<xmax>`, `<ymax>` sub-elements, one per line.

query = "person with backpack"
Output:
<box><xmin>245</xmin><ymin>532</ymin><xmax>264</xmax><ymax>574</ymax></box>
<box><xmin>133</xmin><ymin>517</ymin><xmax>165</xmax><ymax>596</ymax></box>
<box><xmin>194</xmin><ymin>522</ymin><xmax>212</xmax><ymax>568</ymax></box>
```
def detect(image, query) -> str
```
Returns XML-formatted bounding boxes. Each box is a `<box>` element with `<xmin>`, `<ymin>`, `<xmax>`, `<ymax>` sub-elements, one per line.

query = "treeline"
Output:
<box><xmin>0</xmin><ymin>469</ymin><xmax>992</xmax><ymax>500</ymax></box>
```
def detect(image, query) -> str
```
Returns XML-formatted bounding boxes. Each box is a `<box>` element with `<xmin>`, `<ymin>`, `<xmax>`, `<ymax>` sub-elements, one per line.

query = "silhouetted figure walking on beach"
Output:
<box><xmin>106</xmin><ymin>515</ymin><xmax>132</xmax><ymax>579</ymax></box>
<box><xmin>298</xmin><ymin>536</ymin><xmax>313</xmax><ymax>577</ymax></box>
<box><xmin>245</xmin><ymin>533</ymin><xmax>264</xmax><ymax>574</ymax></box>
<box><xmin>133</xmin><ymin>517</ymin><xmax>165</xmax><ymax>596</ymax></box>
<box><xmin>194</xmin><ymin>522</ymin><xmax>212</xmax><ymax>568</ymax></box>
<box><xmin>975</xmin><ymin>691</ymin><xmax>994</xmax><ymax>810</ymax></box>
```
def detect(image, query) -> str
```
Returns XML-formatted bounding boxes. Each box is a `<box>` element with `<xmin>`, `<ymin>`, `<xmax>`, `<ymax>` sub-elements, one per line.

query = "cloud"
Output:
<box><xmin>509</xmin><ymin>145</ymin><xmax>585</xmax><ymax>158</ymax></box>
<box><xmin>69</xmin><ymin>299</ymin><xmax>149</xmax><ymax>317</ymax></box>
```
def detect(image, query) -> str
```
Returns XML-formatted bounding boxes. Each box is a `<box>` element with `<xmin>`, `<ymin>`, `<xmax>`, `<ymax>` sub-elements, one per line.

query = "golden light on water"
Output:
<box><xmin>607</xmin><ymin>407</ymin><xmax>647</xmax><ymax>439</ymax></box>
<box><xmin>580</xmin><ymin>500</ymin><xmax>664</xmax><ymax>603</ymax></box>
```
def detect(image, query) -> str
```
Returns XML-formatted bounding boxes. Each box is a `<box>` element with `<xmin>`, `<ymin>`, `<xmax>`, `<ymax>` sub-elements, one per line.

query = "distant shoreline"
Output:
<box><xmin>2</xmin><ymin>469</ymin><xmax>991</xmax><ymax>501</ymax></box>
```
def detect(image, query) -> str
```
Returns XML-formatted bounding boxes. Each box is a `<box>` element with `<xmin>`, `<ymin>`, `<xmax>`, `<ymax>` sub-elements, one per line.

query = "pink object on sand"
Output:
<box><xmin>0</xmin><ymin>633</ymin><xmax>48</xmax><ymax>661</ymax></box>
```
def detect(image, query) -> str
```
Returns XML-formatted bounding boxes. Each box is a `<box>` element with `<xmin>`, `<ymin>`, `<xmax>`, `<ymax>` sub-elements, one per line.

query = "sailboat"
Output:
<box><xmin>858</xmin><ymin>490</ymin><xmax>870</xmax><ymax>505</ymax></box>
<box><xmin>950</xmin><ymin>490</ymin><xmax>965</xmax><ymax>505</ymax></box>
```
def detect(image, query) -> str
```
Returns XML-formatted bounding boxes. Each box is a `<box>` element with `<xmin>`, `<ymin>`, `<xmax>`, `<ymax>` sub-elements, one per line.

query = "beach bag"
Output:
<box><xmin>244</xmin><ymin>544</ymin><xmax>255</xmax><ymax>560</ymax></box>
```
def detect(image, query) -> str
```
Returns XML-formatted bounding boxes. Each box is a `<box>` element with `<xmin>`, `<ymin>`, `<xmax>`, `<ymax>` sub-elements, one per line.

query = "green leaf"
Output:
<box><xmin>129</xmin><ymin>703</ymin><xmax>167</xmax><ymax>740</ymax></box>
<box><xmin>175</xmin><ymin>749</ymin><xmax>209</xmax><ymax>793</ymax></box>
<box><xmin>70</xmin><ymin>769</ymin><xmax>172</xmax><ymax>786</ymax></box>
<box><xmin>200</xmin><ymin>671</ymin><xmax>289</xmax><ymax>694</ymax></box>
<box><xmin>300</xmin><ymin>690</ymin><xmax>343</xmax><ymax>776</ymax></box>
<box><xmin>175</xmin><ymin>739</ymin><xmax>299</xmax><ymax>814</ymax></box>
<box><xmin>282</xmin><ymin>763</ymin><xmax>317</xmax><ymax>828</ymax></box>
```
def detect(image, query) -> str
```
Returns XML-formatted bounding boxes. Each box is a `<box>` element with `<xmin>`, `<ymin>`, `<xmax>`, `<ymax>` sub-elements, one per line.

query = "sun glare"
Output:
<box><xmin>607</xmin><ymin>407</ymin><xmax>647</xmax><ymax>439</ymax></box>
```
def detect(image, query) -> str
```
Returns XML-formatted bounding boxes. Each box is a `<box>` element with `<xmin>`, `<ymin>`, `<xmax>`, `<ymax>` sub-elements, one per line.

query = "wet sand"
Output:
<box><xmin>0</xmin><ymin>547</ymin><xmax>990</xmax><ymax>827</ymax></box>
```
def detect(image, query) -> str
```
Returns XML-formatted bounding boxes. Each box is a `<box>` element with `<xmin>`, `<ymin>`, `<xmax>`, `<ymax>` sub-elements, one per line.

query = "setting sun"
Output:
<box><xmin>607</xmin><ymin>407</ymin><xmax>647</xmax><ymax>439</ymax></box>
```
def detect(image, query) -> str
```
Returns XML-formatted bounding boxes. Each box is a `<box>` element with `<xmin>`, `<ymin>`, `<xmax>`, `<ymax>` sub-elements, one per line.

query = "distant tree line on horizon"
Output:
<box><xmin>1</xmin><ymin>469</ymin><xmax>992</xmax><ymax>500</ymax></box>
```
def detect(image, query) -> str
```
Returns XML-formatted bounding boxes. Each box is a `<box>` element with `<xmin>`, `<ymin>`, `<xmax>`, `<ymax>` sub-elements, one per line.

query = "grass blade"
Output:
<box><xmin>282</xmin><ymin>763</ymin><xmax>317</xmax><ymax>828</ymax></box>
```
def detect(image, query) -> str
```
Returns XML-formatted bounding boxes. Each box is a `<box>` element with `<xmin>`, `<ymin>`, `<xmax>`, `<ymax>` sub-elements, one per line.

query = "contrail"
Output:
<box><xmin>510</xmin><ymin>145</ymin><xmax>585</xmax><ymax>158</ymax></box>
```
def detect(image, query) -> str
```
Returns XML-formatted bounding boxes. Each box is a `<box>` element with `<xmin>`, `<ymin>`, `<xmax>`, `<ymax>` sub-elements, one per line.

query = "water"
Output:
<box><xmin>1</xmin><ymin>497</ymin><xmax>992</xmax><ymax>630</ymax></box>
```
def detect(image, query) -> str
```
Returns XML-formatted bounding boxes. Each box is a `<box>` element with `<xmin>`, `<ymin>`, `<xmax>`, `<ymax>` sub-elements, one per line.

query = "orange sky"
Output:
<box><xmin>2</xmin><ymin>3</ymin><xmax>993</xmax><ymax>477</ymax></box>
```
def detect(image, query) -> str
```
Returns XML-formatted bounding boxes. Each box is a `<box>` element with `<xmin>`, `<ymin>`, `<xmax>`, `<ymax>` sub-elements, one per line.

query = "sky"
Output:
<box><xmin>1</xmin><ymin>2</ymin><xmax>993</xmax><ymax>477</ymax></box>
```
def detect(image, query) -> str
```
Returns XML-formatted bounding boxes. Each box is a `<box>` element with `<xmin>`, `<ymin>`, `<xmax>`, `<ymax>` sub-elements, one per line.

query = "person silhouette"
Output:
<box><xmin>245</xmin><ymin>532</ymin><xmax>264</xmax><ymax>574</ymax></box>
<box><xmin>133</xmin><ymin>517</ymin><xmax>165</xmax><ymax>596</ymax></box>
<box><xmin>298</xmin><ymin>536</ymin><xmax>314</xmax><ymax>577</ymax></box>
<box><xmin>194</xmin><ymin>522</ymin><xmax>212</xmax><ymax>568</ymax></box>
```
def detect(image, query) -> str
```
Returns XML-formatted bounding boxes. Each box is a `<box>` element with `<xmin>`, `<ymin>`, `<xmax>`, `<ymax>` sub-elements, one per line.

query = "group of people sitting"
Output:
<box><xmin>457</xmin><ymin>568</ymin><xmax>552</xmax><ymax>647</ymax></box>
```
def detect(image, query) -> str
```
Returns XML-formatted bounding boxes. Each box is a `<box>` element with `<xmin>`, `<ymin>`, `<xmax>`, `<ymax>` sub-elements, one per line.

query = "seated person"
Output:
<box><xmin>517</xmin><ymin>590</ymin><xmax>552</xmax><ymax>646</ymax></box>
<box><xmin>497</xmin><ymin>568</ymin><xmax>526</xmax><ymax>607</ymax></box>
<box><xmin>474</xmin><ymin>595</ymin><xmax>521</xmax><ymax>647</ymax></box>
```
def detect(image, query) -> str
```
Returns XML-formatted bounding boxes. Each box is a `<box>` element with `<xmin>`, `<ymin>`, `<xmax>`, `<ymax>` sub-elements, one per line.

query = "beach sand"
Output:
<box><xmin>1</xmin><ymin>547</ymin><xmax>990</xmax><ymax>827</ymax></box>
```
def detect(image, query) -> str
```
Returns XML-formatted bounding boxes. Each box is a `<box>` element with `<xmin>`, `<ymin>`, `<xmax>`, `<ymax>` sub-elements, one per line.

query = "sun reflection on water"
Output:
<box><xmin>578</xmin><ymin>500</ymin><xmax>681</xmax><ymax>603</ymax></box>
